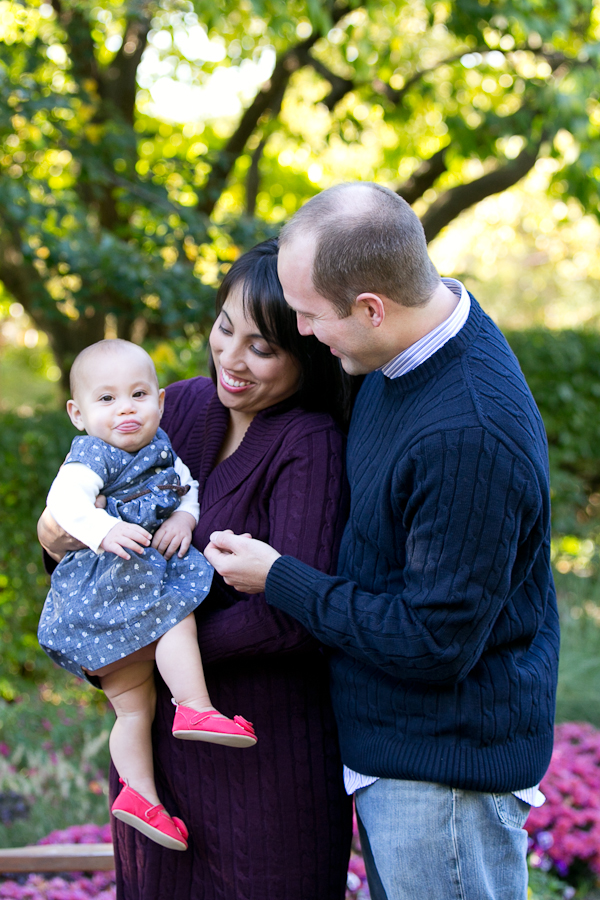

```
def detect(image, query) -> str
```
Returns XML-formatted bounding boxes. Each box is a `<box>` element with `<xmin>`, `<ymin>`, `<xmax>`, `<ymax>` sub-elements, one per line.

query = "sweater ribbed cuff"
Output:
<box><xmin>265</xmin><ymin>555</ymin><xmax>323</xmax><ymax>621</ymax></box>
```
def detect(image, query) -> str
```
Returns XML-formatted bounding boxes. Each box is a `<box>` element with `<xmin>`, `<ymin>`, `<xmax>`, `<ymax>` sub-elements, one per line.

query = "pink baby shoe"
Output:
<box><xmin>172</xmin><ymin>703</ymin><xmax>257</xmax><ymax>748</ymax></box>
<box><xmin>111</xmin><ymin>779</ymin><xmax>188</xmax><ymax>850</ymax></box>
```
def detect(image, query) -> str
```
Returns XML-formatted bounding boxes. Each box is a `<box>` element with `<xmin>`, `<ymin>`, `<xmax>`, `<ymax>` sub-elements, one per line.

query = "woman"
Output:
<box><xmin>40</xmin><ymin>239</ymin><xmax>353</xmax><ymax>900</ymax></box>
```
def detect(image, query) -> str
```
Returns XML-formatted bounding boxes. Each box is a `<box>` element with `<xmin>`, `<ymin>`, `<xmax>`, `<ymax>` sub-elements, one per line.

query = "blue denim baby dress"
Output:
<box><xmin>38</xmin><ymin>428</ymin><xmax>213</xmax><ymax>682</ymax></box>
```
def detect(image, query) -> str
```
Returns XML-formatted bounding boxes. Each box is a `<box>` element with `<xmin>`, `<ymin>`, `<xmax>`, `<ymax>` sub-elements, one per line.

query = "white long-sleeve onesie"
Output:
<box><xmin>47</xmin><ymin>457</ymin><xmax>200</xmax><ymax>555</ymax></box>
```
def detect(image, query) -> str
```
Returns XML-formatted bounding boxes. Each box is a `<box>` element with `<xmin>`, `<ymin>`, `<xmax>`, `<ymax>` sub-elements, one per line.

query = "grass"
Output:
<box><xmin>0</xmin><ymin>683</ymin><xmax>112</xmax><ymax>848</ymax></box>
<box><xmin>555</xmin><ymin>571</ymin><xmax>600</xmax><ymax>727</ymax></box>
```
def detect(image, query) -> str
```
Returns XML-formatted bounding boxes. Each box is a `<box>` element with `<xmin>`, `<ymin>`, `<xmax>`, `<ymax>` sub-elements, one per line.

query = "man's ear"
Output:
<box><xmin>356</xmin><ymin>293</ymin><xmax>385</xmax><ymax>328</ymax></box>
<box><xmin>66</xmin><ymin>399</ymin><xmax>85</xmax><ymax>431</ymax></box>
<box><xmin>158</xmin><ymin>388</ymin><xmax>165</xmax><ymax>418</ymax></box>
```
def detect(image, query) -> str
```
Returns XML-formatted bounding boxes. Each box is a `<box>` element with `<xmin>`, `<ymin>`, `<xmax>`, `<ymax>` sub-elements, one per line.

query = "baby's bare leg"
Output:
<box><xmin>100</xmin><ymin>660</ymin><xmax>160</xmax><ymax>806</ymax></box>
<box><xmin>155</xmin><ymin>614</ymin><xmax>212</xmax><ymax>712</ymax></box>
<box><xmin>157</xmin><ymin>615</ymin><xmax>257</xmax><ymax>747</ymax></box>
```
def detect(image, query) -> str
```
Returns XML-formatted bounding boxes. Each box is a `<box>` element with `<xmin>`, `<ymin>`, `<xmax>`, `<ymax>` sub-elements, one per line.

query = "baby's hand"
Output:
<box><xmin>100</xmin><ymin>522</ymin><xmax>152</xmax><ymax>560</ymax></box>
<box><xmin>152</xmin><ymin>511</ymin><xmax>196</xmax><ymax>560</ymax></box>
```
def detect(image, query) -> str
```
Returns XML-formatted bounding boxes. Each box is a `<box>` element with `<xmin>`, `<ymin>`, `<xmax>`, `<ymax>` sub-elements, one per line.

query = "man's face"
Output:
<box><xmin>277</xmin><ymin>235</ymin><xmax>378</xmax><ymax>375</ymax></box>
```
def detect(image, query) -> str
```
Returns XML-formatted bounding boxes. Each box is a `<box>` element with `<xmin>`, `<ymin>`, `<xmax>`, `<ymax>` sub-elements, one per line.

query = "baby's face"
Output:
<box><xmin>67</xmin><ymin>349</ymin><xmax>165</xmax><ymax>454</ymax></box>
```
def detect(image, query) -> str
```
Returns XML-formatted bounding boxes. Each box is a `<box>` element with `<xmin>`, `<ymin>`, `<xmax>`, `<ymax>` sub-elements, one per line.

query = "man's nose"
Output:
<box><xmin>296</xmin><ymin>313</ymin><xmax>313</xmax><ymax>336</ymax></box>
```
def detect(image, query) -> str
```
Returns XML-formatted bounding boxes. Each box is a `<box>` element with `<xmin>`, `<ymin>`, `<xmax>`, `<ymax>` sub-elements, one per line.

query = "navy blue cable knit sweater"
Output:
<box><xmin>265</xmin><ymin>296</ymin><xmax>559</xmax><ymax>793</ymax></box>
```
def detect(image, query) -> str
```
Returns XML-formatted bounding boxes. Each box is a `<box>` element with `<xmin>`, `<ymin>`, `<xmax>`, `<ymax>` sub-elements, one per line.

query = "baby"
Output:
<box><xmin>38</xmin><ymin>339</ymin><xmax>256</xmax><ymax>852</ymax></box>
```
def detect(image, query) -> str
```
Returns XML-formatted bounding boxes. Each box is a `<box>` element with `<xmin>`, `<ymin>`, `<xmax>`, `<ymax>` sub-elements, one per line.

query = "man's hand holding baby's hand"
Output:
<box><xmin>204</xmin><ymin>531</ymin><xmax>280</xmax><ymax>593</ymax></box>
<box><xmin>152</xmin><ymin>511</ymin><xmax>196</xmax><ymax>560</ymax></box>
<box><xmin>100</xmin><ymin>522</ymin><xmax>152</xmax><ymax>560</ymax></box>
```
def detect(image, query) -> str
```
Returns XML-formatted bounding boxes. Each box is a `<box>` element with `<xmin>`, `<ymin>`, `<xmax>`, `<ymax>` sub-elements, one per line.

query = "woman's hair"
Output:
<box><xmin>209</xmin><ymin>238</ymin><xmax>354</xmax><ymax>430</ymax></box>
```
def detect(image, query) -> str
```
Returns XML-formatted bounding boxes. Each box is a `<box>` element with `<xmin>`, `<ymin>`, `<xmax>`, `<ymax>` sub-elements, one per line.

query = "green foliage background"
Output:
<box><xmin>507</xmin><ymin>329</ymin><xmax>600</xmax><ymax>538</ymax></box>
<box><xmin>0</xmin><ymin>410</ymin><xmax>76</xmax><ymax>692</ymax></box>
<box><xmin>1</xmin><ymin>0</ymin><xmax>600</xmax><ymax>387</ymax></box>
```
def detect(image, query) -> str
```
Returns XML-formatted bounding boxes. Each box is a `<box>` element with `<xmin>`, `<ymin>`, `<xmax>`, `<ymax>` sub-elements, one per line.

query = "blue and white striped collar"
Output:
<box><xmin>380</xmin><ymin>278</ymin><xmax>470</xmax><ymax>380</ymax></box>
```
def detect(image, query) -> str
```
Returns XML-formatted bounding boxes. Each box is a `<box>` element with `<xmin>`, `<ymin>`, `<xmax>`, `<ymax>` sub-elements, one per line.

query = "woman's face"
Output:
<box><xmin>209</xmin><ymin>283</ymin><xmax>302</xmax><ymax>421</ymax></box>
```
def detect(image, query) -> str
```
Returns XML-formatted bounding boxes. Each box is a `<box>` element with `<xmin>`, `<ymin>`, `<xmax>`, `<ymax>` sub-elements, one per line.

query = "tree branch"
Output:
<box><xmin>197</xmin><ymin>2</ymin><xmax>351</xmax><ymax>217</ymax></box>
<box><xmin>99</xmin><ymin>16</ymin><xmax>150</xmax><ymax>125</ymax></box>
<box><xmin>420</xmin><ymin>144</ymin><xmax>540</xmax><ymax>242</ymax></box>
<box><xmin>52</xmin><ymin>9</ymin><xmax>150</xmax><ymax>235</ymax></box>
<box><xmin>245</xmin><ymin>138</ymin><xmax>268</xmax><ymax>217</ymax></box>
<box><xmin>396</xmin><ymin>148</ymin><xmax>448</xmax><ymax>205</ymax></box>
<box><xmin>381</xmin><ymin>52</ymin><xmax>481</xmax><ymax>106</ymax></box>
<box><xmin>309</xmin><ymin>57</ymin><xmax>354</xmax><ymax>110</ymax></box>
<box><xmin>387</xmin><ymin>43</ymin><xmax>576</xmax><ymax>110</ymax></box>
<box><xmin>197</xmin><ymin>36</ymin><xmax>319</xmax><ymax>216</ymax></box>
<box><xmin>52</xmin><ymin>5</ymin><xmax>100</xmax><ymax>85</ymax></box>
<box><xmin>54</xmin><ymin>6</ymin><xmax>149</xmax><ymax>123</ymax></box>
<box><xmin>307</xmin><ymin>46</ymin><xmax>486</xmax><ymax>116</ymax></box>
<box><xmin>243</xmin><ymin>76</ymin><xmax>289</xmax><ymax>218</ymax></box>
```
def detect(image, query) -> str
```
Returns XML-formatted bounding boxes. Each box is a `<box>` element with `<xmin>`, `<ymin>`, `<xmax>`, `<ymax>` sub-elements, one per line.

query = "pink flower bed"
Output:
<box><xmin>0</xmin><ymin>873</ymin><xmax>115</xmax><ymax>900</ymax></box>
<box><xmin>0</xmin><ymin>820</ymin><xmax>369</xmax><ymax>899</ymax></box>
<box><xmin>527</xmin><ymin>721</ymin><xmax>600</xmax><ymax>878</ymax></box>
<box><xmin>37</xmin><ymin>826</ymin><xmax>111</xmax><ymax>847</ymax></box>
<box><xmin>0</xmin><ymin>824</ymin><xmax>114</xmax><ymax>900</ymax></box>
<box><xmin>21</xmin><ymin>728</ymin><xmax>600</xmax><ymax>900</ymax></box>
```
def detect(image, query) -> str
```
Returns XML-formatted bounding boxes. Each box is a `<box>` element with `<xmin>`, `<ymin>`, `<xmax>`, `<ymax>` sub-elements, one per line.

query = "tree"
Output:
<box><xmin>0</xmin><ymin>0</ymin><xmax>598</xmax><ymax>387</ymax></box>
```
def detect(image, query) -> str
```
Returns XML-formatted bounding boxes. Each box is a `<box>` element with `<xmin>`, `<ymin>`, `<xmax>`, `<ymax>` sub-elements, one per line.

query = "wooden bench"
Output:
<box><xmin>0</xmin><ymin>843</ymin><xmax>115</xmax><ymax>873</ymax></box>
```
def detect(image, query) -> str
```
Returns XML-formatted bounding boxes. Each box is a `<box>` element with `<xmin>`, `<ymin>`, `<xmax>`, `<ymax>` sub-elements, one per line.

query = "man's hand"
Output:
<box><xmin>204</xmin><ymin>531</ymin><xmax>281</xmax><ymax>593</ymax></box>
<box><xmin>100</xmin><ymin>522</ymin><xmax>152</xmax><ymax>560</ymax></box>
<box><xmin>151</xmin><ymin>511</ymin><xmax>196</xmax><ymax>560</ymax></box>
<box><xmin>37</xmin><ymin>507</ymin><xmax>86</xmax><ymax>562</ymax></box>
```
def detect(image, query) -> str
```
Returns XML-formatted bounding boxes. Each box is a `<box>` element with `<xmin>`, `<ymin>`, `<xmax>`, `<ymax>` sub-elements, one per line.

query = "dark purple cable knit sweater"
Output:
<box><xmin>109</xmin><ymin>377</ymin><xmax>353</xmax><ymax>900</ymax></box>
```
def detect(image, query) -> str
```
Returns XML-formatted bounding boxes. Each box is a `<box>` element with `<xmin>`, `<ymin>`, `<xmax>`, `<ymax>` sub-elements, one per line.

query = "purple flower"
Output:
<box><xmin>537</xmin><ymin>830</ymin><xmax>554</xmax><ymax>851</ymax></box>
<box><xmin>38</xmin><ymin>822</ymin><xmax>112</xmax><ymax>846</ymax></box>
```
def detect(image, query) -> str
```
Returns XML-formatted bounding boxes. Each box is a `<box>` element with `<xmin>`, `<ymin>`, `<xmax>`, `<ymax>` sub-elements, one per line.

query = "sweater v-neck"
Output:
<box><xmin>198</xmin><ymin>389</ymin><xmax>301</xmax><ymax>509</ymax></box>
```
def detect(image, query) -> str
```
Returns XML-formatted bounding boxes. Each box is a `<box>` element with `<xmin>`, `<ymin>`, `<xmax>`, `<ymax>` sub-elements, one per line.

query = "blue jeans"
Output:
<box><xmin>354</xmin><ymin>779</ymin><xmax>530</xmax><ymax>900</ymax></box>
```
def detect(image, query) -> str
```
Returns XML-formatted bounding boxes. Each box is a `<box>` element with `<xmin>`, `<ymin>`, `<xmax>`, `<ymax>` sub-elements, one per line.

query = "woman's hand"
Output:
<box><xmin>37</xmin><ymin>507</ymin><xmax>86</xmax><ymax>562</ymax></box>
<box><xmin>38</xmin><ymin>494</ymin><xmax>109</xmax><ymax>562</ymax></box>
<box><xmin>152</xmin><ymin>511</ymin><xmax>196</xmax><ymax>560</ymax></box>
<box><xmin>204</xmin><ymin>531</ymin><xmax>281</xmax><ymax>593</ymax></box>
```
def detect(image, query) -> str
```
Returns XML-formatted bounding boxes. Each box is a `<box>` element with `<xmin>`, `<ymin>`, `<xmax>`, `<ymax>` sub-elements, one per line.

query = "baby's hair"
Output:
<box><xmin>69</xmin><ymin>339</ymin><xmax>158</xmax><ymax>399</ymax></box>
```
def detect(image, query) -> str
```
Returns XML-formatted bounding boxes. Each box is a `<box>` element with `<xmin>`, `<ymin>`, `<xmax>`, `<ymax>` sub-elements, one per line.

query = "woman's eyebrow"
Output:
<box><xmin>222</xmin><ymin>306</ymin><xmax>268</xmax><ymax>341</ymax></box>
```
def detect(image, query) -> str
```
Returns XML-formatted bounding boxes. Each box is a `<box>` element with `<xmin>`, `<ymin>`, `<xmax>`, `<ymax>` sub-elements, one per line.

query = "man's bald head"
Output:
<box><xmin>70</xmin><ymin>339</ymin><xmax>158</xmax><ymax>400</ymax></box>
<box><xmin>279</xmin><ymin>182</ymin><xmax>440</xmax><ymax>316</ymax></box>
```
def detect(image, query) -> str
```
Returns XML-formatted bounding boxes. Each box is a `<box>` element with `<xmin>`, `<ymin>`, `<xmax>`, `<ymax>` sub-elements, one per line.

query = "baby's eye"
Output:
<box><xmin>133</xmin><ymin>390</ymin><xmax>147</xmax><ymax>398</ymax></box>
<box><xmin>99</xmin><ymin>394</ymin><xmax>113</xmax><ymax>402</ymax></box>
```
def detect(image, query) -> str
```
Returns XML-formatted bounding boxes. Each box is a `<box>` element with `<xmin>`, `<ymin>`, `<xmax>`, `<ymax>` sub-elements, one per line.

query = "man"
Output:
<box><xmin>204</xmin><ymin>182</ymin><xmax>559</xmax><ymax>900</ymax></box>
